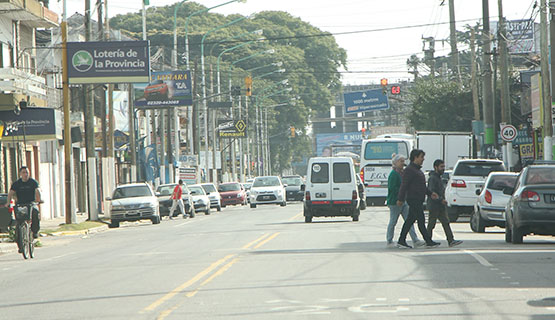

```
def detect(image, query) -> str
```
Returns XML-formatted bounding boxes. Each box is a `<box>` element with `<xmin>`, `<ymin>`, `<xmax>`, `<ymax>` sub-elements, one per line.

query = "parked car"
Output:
<box><xmin>200</xmin><ymin>183</ymin><xmax>222</xmax><ymax>211</ymax></box>
<box><xmin>249</xmin><ymin>176</ymin><xmax>287</xmax><ymax>208</ymax></box>
<box><xmin>188</xmin><ymin>185</ymin><xmax>211</xmax><ymax>215</ymax></box>
<box><xmin>144</xmin><ymin>79</ymin><xmax>169</xmax><ymax>100</ymax></box>
<box><xmin>107</xmin><ymin>183</ymin><xmax>160</xmax><ymax>228</ymax></box>
<box><xmin>504</xmin><ymin>164</ymin><xmax>555</xmax><ymax>244</ymax></box>
<box><xmin>471</xmin><ymin>172</ymin><xmax>518</xmax><ymax>232</ymax></box>
<box><xmin>218</xmin><ymin>182</ymin><xmax>247</xmax><ymax>207</ymax></box>
<box><xmin>445</xmin><ymin>159</ymin><xmax>505</xmax><ymax>222</ymax></box>
<box><xmin>281</xmin><ymin>175</ymin><xmax>304</xmax><ymax>201</ymax></box>
<box><xmin>155</xmin><ymin>184</ymin><xmax>195</xmax><ymax>218</ymax></box>
<box><xmin>303</xmin><ymin>157</ymin><xmax>361</xmax><ymax>223</ymax></box>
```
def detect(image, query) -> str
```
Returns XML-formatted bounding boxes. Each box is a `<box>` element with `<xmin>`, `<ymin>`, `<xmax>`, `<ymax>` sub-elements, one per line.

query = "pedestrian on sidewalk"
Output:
<box><xmin>427</xmin><ymin>159</ymin><xmax>463</xmax><ymax>247</ymax></box>
<box><xmin>396</xmin><ymin>149</ymin><xmax>440</xmax><ymax>249</ymax></box>
<box><xmin>386</xmin><ymin>154</ymin><xmax>425</xmax><ymax>248</ymax></box>
<box><xmin>169</xmin><ymin>180</ymin><xmax>186</xmax><ymax>219</ymax></box>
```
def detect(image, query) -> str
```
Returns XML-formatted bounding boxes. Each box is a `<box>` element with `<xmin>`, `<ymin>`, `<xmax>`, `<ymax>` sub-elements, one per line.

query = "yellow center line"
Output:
<box><xmin>185</xmin><ymin>257</ymin><xmax>240</xmax><ymax>298</ymax></box>
<box><xmin>253</xmin><ymin>232</ymin><xmax>281</xmax><ymax>249</ymax></box>
<box><xmin>241</xmin><ymin>232</ymin><xmax>271</xmax><ymax>249</ymax></box>
<box><xmin>288</xmin><ymin>212</ymin><xmax>302</xmax><ymax>221</ymax></box>
<box><xmin>141</xmin><ymin>254</ymin><xmax>236</xmax><ymax>313</ymax></box>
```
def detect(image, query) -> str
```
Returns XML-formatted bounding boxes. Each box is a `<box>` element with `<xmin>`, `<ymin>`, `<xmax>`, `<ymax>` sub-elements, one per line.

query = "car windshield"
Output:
<box><xmin>156</xmin><ymin>185</ymin><xmax>176</xmax><ymax>196</ymax></box>
<box><xmin>113</xmin><ymin>186</ymin><xmax>152</xmax><ymax>199</ymax></box>
<box><xmin>189</xmin><ymin>186</ymin><xmax>205</xmax><ymax>195</ymax></box>
<box><xmin>243</xmin><ymin>183</ymin><xmax>252</xmax><ymax>190</ymax></box>
<box><xmin>150</xmin><ymin>80</ymin><xmax>163</xmax><ymax>85</ymax></box>
<box><xmin>525</xmin><ymin>168</ymin><xmax>555</xmax><ymax>185</ymax></box>
<box><xmin>454</xmin><ymin>162</ymin><xmax>505</xmax><ymax>176</ymax></box>
<box><xmin>282</xmin><ymin>177</ymin><xmax>302</xmax><ymax>186</ymax></box>
<box><xmin>201</xmin><ymin>184</ymin><xmax>217</xmax><ymax>193</ymax></box>
<box><xmin>487</xmin><ymin>175</ymin><xmax>518</xmax><ymax>190</ymax></box>
<box><xmin>219</xmin><ymin>183</ymin><xmax>241</xmax><ymax>192</ymax></box>
<box><xmin>253</xmin><ymin>177</ymin><xmax>281</xmax><ymax>187</ymax></box>
<box><xmin>364</xmin><ymin>141</ymin><xmax>409</xmax><ymax>160</ymax></box>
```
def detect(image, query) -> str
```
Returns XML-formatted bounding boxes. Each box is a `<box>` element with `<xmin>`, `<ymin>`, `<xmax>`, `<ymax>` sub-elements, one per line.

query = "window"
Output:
<box><xmin>454</xmin><ymin>162</ymin><xmax>505</xmax><ymax>177</ymax></box>
<box><xmin>310</xmin><ymin>163</ymin><xmax>329</xmax><ymax>183</ymax></box>
<box><xmin>282</xmin><ymin>177</ymin><xmax>302</xmax><ymax>186</ymax></box>
<box><xmin>189</xmin><ymin>186</ymin><xmax>205</xmax><ymax>195</ymax></box>
<box><xmin>333</xmin><ymin>163</ymin><xmax>352</xmax><ymax>183</ymax></box>
<box><xmin>364</xmin><ymin>142</ymin><xmax>408</xmax><ymax>160</ymax></box>
<box><xmin>201</xmin><ymin>184</ymin><xmax>217</xmax><ymax>193</ymax></box>
<box><xmin>525</xmin><ymin>168</ymin><xmax>555</xmax><ymax>185</ymax></box>
<box><xmin>156</xmin><ymin>185</ymin><xmax>175</xmax><ymax>196</ymax></box>
<box><xmin>487</xmin><ymin>175</ymin><xmax>517</xmax><ymax>190</ymax></box>
<box><xmin>113</xmin><ymin>186</ymin><xmax>152</xmax><ymax>199</ymax></box>
<box><xmin>219</xmin><ymin>183</ymin><xmax>241</xmax><ymax>192</ymax></box>
<box><xmin>253</xmin><ymin>177</ymin><xmax>281</xmax><ymax>187</ymax></box>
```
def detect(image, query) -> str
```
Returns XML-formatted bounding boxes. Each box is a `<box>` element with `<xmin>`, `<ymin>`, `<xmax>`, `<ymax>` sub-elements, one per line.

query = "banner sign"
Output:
<box><xmin>343</xmin><ymin>89</ymin><xmax>389</xmax><ymax>114</ymax></box>
<box><xmin>134</xmin><ymin>70</ymin><xmax>193</xmax><ymax>108</ymax></box>
<box><xmin>67</xmin><ymin>41</ymin><xmax>150</xmax><ymax>84</ymax></box>
<box><xmin>0</xmin><ymin>108</ymin><xmax>62</xmax><ymax>141</ymax></box>
<box><xmin>217</xmin><ymin>119</ymin><xmax>247</xmax><ymax>138</ymax></box>
<box><xmin>315</xmin><ymin>132</ymin><xmax>363</xmax><ymax>156</ymax></box>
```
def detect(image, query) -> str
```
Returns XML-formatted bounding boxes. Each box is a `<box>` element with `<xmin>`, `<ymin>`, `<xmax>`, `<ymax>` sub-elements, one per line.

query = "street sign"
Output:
<box><xmin>134</xmin><ymin>70</ymin><xmax>193</xmax><ymax>108</ymax></box>
<box><xmin>500</xmin><ymin>124</ymin><xmax>517</xmax><ymax>142</ymax></box>
<box><xmin>217</xmin><ymin>119</ymin><xmax>247</xmax><ymax>138</ymax></box>
<box><xmin>343</xmin><ymin>89</ymin><xmax>389</xmax><ymax>114</ymax></box>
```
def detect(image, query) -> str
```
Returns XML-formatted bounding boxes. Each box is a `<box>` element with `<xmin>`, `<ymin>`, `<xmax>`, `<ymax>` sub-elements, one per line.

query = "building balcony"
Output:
<box><xmin>0</xmin><ymin>67</ymin><xmax>47</xmax><ymax>110</ymax></box>
<box><xmin>0</xmin><ymin>0</ymin><xmax>58</xmax><ymax>28</ymax></box>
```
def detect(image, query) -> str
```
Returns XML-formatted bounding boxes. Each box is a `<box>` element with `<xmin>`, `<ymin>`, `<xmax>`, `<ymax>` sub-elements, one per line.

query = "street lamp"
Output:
<box><xmin>172</xmin><ymin>0</ymin><xmax>190</xmax><ymax>69</ymax></box>
<box><xmin>253</xmin><ymin>68</ymin><xmax>285</xmax><ymax>80</ymax></box>
<box><xmin>246</xmin><ymin>61</ymin><xmax>282</xmax><ymax>74</ymax></box>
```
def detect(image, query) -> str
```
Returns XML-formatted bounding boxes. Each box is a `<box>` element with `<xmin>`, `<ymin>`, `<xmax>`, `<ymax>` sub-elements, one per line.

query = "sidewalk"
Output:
<box><xmin>0</xmin><ymin>212</ymin><xmax>108</xmax><ymax>255</ymax></box>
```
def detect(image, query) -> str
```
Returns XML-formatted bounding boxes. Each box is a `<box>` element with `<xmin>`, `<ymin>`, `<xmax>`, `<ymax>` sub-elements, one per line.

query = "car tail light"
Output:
<box><xmin>305</xmin><ymin>191</ymin><xmax>311</xmax><ymax>201</ymax></box>
<box><xmin>520</xmin><ymin>190</ymin><xmax>540</xmax><ymax>202</ymax></box>
<box><xmin>451</xmin><ymin>179</ymin><xmax>467</xmax><ymax>188</ymax></box>
<box><xmin>485</xmin><ymin>190</ymin><xmax>492</xmax><ymax>204</ymax></box>
<box><xmin>360</xmin><ymin>169</ymin><xmax>364</xmax><ymax>181</ymax></box>
<box><xmin>352</xmin><ymin>190</ymin><xmax>357</xmax><ymax>200</ymax></box>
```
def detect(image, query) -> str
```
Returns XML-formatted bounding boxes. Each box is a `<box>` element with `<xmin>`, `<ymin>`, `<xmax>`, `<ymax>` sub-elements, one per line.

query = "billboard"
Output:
<box><xmin>315</xmin><ymin>132</ymin><xmax>363</xmax><ymax>157</ymax></box>
<box><xmin>344</xmin><ymin>89</ymin><xmax>389</xmax><ymax>114</ymax></box>
<box><xmin>67</xmin><ymin>41</ymin><xmax>150</xmax><ymax>84</ymax></box>
<box><xmin>134</xmin><ymin>71</ymin><xmax>193</xmax><ymax>108</ymax></box>
<box><xmin>0</xmin><ymin>108</ymin><xmax>62</xmax><ymax>141</ymax></box>
<box><xmin>217</xmin><ymin>119</ymin><xmax>247</xmax><ymax>138</ymax></box>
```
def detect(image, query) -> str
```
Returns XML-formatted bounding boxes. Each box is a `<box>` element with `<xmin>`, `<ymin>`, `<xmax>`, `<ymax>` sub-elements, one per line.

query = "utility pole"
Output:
<box><xmin>550</xmin><ymin>0</ymin><xmax>555</xmax><ymax>159</ymax></box>
<box><xmin>448</xmin><ymin>0</ymin><xmax>460</xmax><ymax>81</ymax></box>
<box><xmin>471</xmin><ymin>29</ymin><xmax>480</xmax><ymax>121</ymax></box>
<box><xmin>541</xmin><ymin>0</ymin><xmax>553</xmax><ymax>160</ymax></box>
<box><xmin>481</xmin><ymin>0</ymin><xmax>495</xmax><ymax>154</ymax></box>
<box><xmin>62</xmin><ymin>0</ymin><xmax>74</xmax><ymax>224</ymax></box>
<box><xmin>498</xmin><ymin>0</ymin><xmax>513</xmax><ymax>168</ymax></box>
<box><xmin>422</xmin><ymin>36</ymin><xmax>435</xmax><ymax>77</ymax></box>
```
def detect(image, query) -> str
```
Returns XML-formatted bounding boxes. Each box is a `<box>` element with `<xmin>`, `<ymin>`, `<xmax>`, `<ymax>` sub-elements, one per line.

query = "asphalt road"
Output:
<box><xmin>1</xmin><ymin>202</ymin><xmax>555</xmax><ymax>319</ymax></box>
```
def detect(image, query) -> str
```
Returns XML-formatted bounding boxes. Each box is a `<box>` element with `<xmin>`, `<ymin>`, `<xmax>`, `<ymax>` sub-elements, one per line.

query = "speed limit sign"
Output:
<box><xmin>500</xmin><ymin>124</ymin><xmax>517</xmax><ymax>142</ymax></box>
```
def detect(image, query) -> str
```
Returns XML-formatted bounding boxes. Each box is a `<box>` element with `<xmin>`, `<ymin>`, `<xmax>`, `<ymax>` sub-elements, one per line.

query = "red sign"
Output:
<box><xmin>390</xmin><ymin>85</ymin><xmax>401</xmax><ymax>95</ymax></box>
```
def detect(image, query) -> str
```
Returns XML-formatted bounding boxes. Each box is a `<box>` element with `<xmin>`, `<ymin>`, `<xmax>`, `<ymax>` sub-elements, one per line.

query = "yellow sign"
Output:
<box><xmin>519</xmin><ymin>143</ymin><xmax>534</xmax><ymax>159</ymax></box>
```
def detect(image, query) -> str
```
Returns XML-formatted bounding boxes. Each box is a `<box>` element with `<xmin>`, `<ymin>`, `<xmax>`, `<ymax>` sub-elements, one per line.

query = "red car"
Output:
<box><xmin>144</xmin><ymin>79</ymin><xmax>169</xmax><ymax>100</ymax></box>
<box><xmin>218</xmin><ymin>182</ymin><xmax>247</xmax><ymax>207</ymax></box>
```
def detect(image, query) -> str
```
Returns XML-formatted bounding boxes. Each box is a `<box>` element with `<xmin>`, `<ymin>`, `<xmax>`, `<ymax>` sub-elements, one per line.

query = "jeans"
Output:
<box><xmin>398</xmin><ymin>199</ymin><xmax>433</xmax><ymax>245</ymax></box>
<box><xmin>427</xmin><ymin>206</ymin><xmax>454</xmax><ymax>243</ymax></box>
<box><xmin>387</xmin><ymin>203</ymin><xmax>419</xmax><ymax>243</ymax></box>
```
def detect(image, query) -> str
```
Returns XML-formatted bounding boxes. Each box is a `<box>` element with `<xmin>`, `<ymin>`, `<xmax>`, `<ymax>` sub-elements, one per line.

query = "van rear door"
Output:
<box><xmin>309</xmin><ymin>159</ymin><xmax>332</xmax><ymax>204</ymax></box>
<box><xmin>331</xmin><ymin>161</ymin><xmax>355</xmax><ymax>201</ymax></box>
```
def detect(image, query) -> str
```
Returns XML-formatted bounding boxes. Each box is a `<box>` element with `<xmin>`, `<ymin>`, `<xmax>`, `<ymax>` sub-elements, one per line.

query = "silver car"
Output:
<box><xmin>107</xmin><ymin>183</ymin><xmax>160</xmax><ymax>228</ymax></box>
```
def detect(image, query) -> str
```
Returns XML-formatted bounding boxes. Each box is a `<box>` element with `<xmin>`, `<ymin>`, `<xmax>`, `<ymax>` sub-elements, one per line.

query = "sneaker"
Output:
<box><xmin>396</xmin><ymin>241</ymin><xmax>412</xmax><ymax>249</ymax></box>
<box><xmin>33</xmin><ymin>232</ymin><xmax>38</xmax><ymax>239</ymax></box>
<box><xmin>413</xmin><ymin>240</ymin><xmax>426</xmax><ymax>247</ymax></box>
<box><xmin>448</xmin><ymin>240</ymin><xmax>463</xmax><ymax>247</ymax></box>
<box><xmin>426</xmin><ymin>241</ymin><xmax>441</xmax><ymax>248</ymax></box>
<box><xmin>18</xmin><ymin>248</ymin><xmax>23</xmax><ymax>253</ymax></box>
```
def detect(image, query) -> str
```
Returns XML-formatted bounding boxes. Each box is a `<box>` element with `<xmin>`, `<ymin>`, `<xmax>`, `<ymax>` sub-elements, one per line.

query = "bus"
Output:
<box><xmin>360</xmin><ymin>136</ymin><xmax>414</xmax><ymax>206</ymax></box>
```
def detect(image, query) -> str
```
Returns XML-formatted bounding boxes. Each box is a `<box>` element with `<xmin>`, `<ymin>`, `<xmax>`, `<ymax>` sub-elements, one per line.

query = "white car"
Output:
<box><xmin>471</xmin><ymin>172</ymin><xmax>518</xmax><ymax>233</ymax></box>
<box><xmin>445</xmin><ymin>159</ymin><xmax>506</xmax><ymax>222</ymax></box>
<box><xmin>249</xmin><ymin>176</ymin><xmax>287</xmax><ymax>208</ymax></box>
<box><xmin>107</xmin><ymin>183</ymin><xmax>160</xmax><ymax>228</ymax></box>
<box><xmin>200</xmin><ymin>183</ymin><xmax>222</xmax><ymax>212</ymax></box>
<box><xmin>188</xmin><ymin>185</ymin><xmax>211</xmax><ymax>215</ymax></box>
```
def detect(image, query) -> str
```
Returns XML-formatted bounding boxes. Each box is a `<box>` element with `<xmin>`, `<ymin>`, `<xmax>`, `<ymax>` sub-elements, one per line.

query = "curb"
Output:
<box><xmin>46</xmin><ymin>224</ymin><xmax>108</xmax><ymax>237</ymax></box>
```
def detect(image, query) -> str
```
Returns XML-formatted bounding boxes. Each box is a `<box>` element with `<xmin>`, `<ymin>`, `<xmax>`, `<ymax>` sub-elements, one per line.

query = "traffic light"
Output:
<box><xmin>380</xmin><ymin>78</ymin><xmax>388</xmax><ymax>95</ymax></box>
<box><xmin>290</xmin><ymin>127</ymin><xmax>295</xmax><ymax>137</ymax></box>
<box><xmin>245</xmin><ymin>76</ymin><xmax>252</xmax><ymax>96</ymax></box>
<box><xmin>390</xmin><ymin>85</ymin><xmax>401</xmax><ymax>95</ymax></box>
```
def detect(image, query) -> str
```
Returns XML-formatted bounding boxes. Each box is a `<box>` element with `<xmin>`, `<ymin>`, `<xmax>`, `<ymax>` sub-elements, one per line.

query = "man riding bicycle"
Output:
<box><xmin>7</xmin><ymin>166</ymin><xmax>41</xmax><ymax>245</ymax></box>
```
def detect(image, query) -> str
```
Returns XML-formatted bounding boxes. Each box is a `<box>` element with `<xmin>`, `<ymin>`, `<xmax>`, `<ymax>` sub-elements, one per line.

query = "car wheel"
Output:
<box><xmin>205</xmin><ymin>208</ymin><xmax>211</xmax><ymax>215</ymax></box>
<box><xmin>109</xmin><ymin>220</ymin><xmax>120</xmax><ymax>228</ymax></box>
<box><xmin>304</xmin><ymin>207</ymin><xmax>312</xmax><ymax>223</ymax></box>
<box><xmin>304</xmin><ymin>215</ymin><xmax>312</xmax><ymax>223</ymax></box>
<box><xmin>151</xmin><ymin>215</ymin><xmax>161</xmax><ymax>224</ymax></box>
<box><xmin>352</xmin><ymin>208</ymin><xmax>360</xmax><ymax>222</ymax></box>
<box><xmin>470</xmin><ymin>210</ymin><xmax>486</xmax><ymax>233</ymax></box>
<box><xmin>189</xmin><ymin>207</ymin><xmax>195</xmax><ymax>218</ymax></box>
<box><xmin>511</xmin><ymin>224</ymin><xmax>523</xmax><ymax>244</ymax></box>
<box><xmin>280</xmin><ymin>201</ymin><xmax>286</xmax><ymax>207</ymax></box>
<box><xmin>505</xmin><ymin>220</ymin><xmax>512</xmax><ymax>243</ymax></box>
<box><xmin>447</xmin><ymin>207</ymin><xmax>459</xmax><ymax>222</ymax></box>
<box><xmin>250</xmin><ymin>203</ymin><xmax>256</xmax><ymax>209</ymax></box>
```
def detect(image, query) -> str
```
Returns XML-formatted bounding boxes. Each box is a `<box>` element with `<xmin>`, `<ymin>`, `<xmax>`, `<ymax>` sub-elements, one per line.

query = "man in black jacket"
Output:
<box><xmin>397</xmin><ymin>149</ymin><xmax>440</xmax><ymax>249</ymax></box>
<box><xmin>427</xmin><ymin>159</ymin><xmax>463</xmax><ymax>247</ymax></box>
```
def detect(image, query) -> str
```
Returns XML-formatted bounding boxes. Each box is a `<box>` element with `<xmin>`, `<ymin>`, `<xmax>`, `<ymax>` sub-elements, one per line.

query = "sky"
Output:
<box><xmin>52</xmin><ymin>0</ymin><xmax>536</xmax><ymax>84</ymax></box>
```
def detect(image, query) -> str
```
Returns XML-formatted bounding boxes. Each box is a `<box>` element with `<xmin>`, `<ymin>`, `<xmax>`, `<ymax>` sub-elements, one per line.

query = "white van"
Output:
<box><xmin>302</xmin><ymin>157</ymin><xmax>361</xmax><ymax>223</ymax></box>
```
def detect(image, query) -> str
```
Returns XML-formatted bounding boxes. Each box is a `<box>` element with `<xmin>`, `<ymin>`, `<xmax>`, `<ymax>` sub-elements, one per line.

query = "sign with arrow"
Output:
<box><xmin>217</xmin><ymin>119</ymin><xmax>247</xmax><ymax>138</ymax></box>
<box><xmin>343</xmin><ymin>89</ymin><xmax>389</xmax><ymax>114</ymax></box>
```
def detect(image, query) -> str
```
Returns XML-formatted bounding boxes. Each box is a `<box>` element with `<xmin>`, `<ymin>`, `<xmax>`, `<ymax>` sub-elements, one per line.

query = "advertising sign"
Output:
<box><xmin>506</xmin><ymin>19</ymin><xmax>535</xmax><ymax>54</ymax></box>
<box><xmin>0</xmin><ymin>108</ymin><xmax>62</xmax><ymax>141</ymax></box>
<box><xmin>134</xmin><ymin>71</ymin><xmax>193</xmax><ymax>108</ymax></box>
<box><xmin>343</xmin><ymin>89</ymin><xmax>389</xmax><ymax>114</ymax></box>
<box><xmin>217</xmin><ymin>119</ymin><xmax>247</xmax><ymax>138</ymax></box>
<box><xmin>315</xmin><ymin>132</ymin><xmax>363</xmax><ymax>156</ymax></box>
<box><xmin>67</xmin><ymin>41</ymin><xmax>150</xmax><ymax>84</ymax></box>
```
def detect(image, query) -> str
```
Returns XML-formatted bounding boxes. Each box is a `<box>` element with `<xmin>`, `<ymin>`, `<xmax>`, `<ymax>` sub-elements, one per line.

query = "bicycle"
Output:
<box><xmin>13</xmin><ymin>202</ymin><xmax>37</xmax><ymax>259</ymax></box>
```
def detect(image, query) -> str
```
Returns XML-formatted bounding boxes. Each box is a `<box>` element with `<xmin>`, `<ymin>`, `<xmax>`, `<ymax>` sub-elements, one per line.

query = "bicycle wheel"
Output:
<box><xmin>21</xmin><ymin>223</ymin><xmax>29</xmax><ymax>259</ymax></box>
<box><xmin>28</xmin><ymin>223</ymin><xmax>34</xmax><ymax>259</ymax></box>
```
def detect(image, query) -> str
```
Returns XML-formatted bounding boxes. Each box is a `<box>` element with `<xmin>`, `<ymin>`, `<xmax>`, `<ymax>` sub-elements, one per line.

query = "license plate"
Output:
<box><xmin>263</xmin><ymin>195</ymin><xmax>271</xmax><ymax>200</ymax></box>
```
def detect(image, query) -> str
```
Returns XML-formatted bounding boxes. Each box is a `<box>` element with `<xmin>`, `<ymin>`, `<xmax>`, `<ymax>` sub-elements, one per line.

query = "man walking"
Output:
<box><xmin>396</xmin><ymin>149</ymin><xmax>440</xmax><ymax>249</ymax></box>
<box><xmin>169</xmin><ymin>180</ymin><xmax>186</xmax><ymax>219</ymax></box>
<box><xmin>427</xmin><ymin>159</ymin><xmax>463</xmax><ymax>247</ymax></box>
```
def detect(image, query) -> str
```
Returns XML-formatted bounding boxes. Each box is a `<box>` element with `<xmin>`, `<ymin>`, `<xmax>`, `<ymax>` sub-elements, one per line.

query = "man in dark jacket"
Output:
<box><xmin>427</xmin><ymin>159</ymin><xmax>463</xmax><ymax>247</ymax></box>
<box><xmin>396</xmin><ymin>149</ymin><xmax>440</xmax><ymax>249</ymax></box>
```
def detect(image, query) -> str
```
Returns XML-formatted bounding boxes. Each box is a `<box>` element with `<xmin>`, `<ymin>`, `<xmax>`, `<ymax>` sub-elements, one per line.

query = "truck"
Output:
<box><xmin>415</xmin><ymin>131</ymin><xmax>473</xmax><ymax>172</ymax></box>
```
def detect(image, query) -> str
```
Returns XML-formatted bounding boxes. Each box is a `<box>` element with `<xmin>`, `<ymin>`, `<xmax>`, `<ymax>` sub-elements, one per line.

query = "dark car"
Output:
<box><xmin>504</xmin><ymin>164</ymin><xmax>555</xmax><ymax>243</ymax></box>
<box><xmin>156</xmin><ymin>184</ymin><xmax>195</xmax><ymax>218</ymax></box>
<box><xmin>281</xmin><ymin>175</ymin><xmax>304</xmax><ymax>201</ymax></box>
<box><xmin>218</xmin><ymin>182</ymin><xmax>247</xmax><ymax>207</ymax></box>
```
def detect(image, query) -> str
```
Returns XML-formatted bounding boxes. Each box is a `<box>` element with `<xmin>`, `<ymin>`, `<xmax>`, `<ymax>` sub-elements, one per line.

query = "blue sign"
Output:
<box><xmin>315</xmin><ymin>132</ymin><xmax>363</xmax><ymax>156</ymax></box>
<box><xmin>343</xmin><ymin>89</ymin><xmax>389</xmax><ymax>114</ymax></box>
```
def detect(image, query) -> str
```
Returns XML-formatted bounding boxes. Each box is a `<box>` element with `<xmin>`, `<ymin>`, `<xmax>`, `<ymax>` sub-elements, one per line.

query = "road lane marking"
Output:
<box><xmin>142</xmin><ymin>254</ymin><xmax>236</xmax><ymax>313</ymax></box>
<box><xmin>253</xmin><ymin>232</ymin><xmax>280</xmax><ymax>249</ymax></box>
<box><xmin>288</xmin><ymin>212</ymin><xmax>302</xmax><ymax>221</ymax></box>
<box><xmin>463</xmin><ymin>249</ymin><xmax>493</xmax><ymax>267</ymax></box>
<box><xmin>174</xmin><ymin>220</ymin><xmax>195</xmax><ymax>227</ymax></box>
<box><xmin>185</xmin><ymin>257</ymin><xmax>240</xmax><ymax>298</ymax></box>
<box><xmin>242</xmin><ymin>233</ymin><xmax>271</xmax><ymax>249</ymax></box>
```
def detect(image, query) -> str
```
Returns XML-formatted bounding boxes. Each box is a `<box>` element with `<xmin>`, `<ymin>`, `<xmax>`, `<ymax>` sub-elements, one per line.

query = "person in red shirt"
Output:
<box><xmin>169</xmin><ymin>180</ymin><xmax>186</xmax><ymax>219</ymax></box>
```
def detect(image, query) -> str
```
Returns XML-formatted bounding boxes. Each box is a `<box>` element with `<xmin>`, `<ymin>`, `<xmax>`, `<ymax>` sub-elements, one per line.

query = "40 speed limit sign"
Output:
<box><xmin>500</xmin><ymin>124</ymin><xmax>517</xmax><ymax>142</ymax></box>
